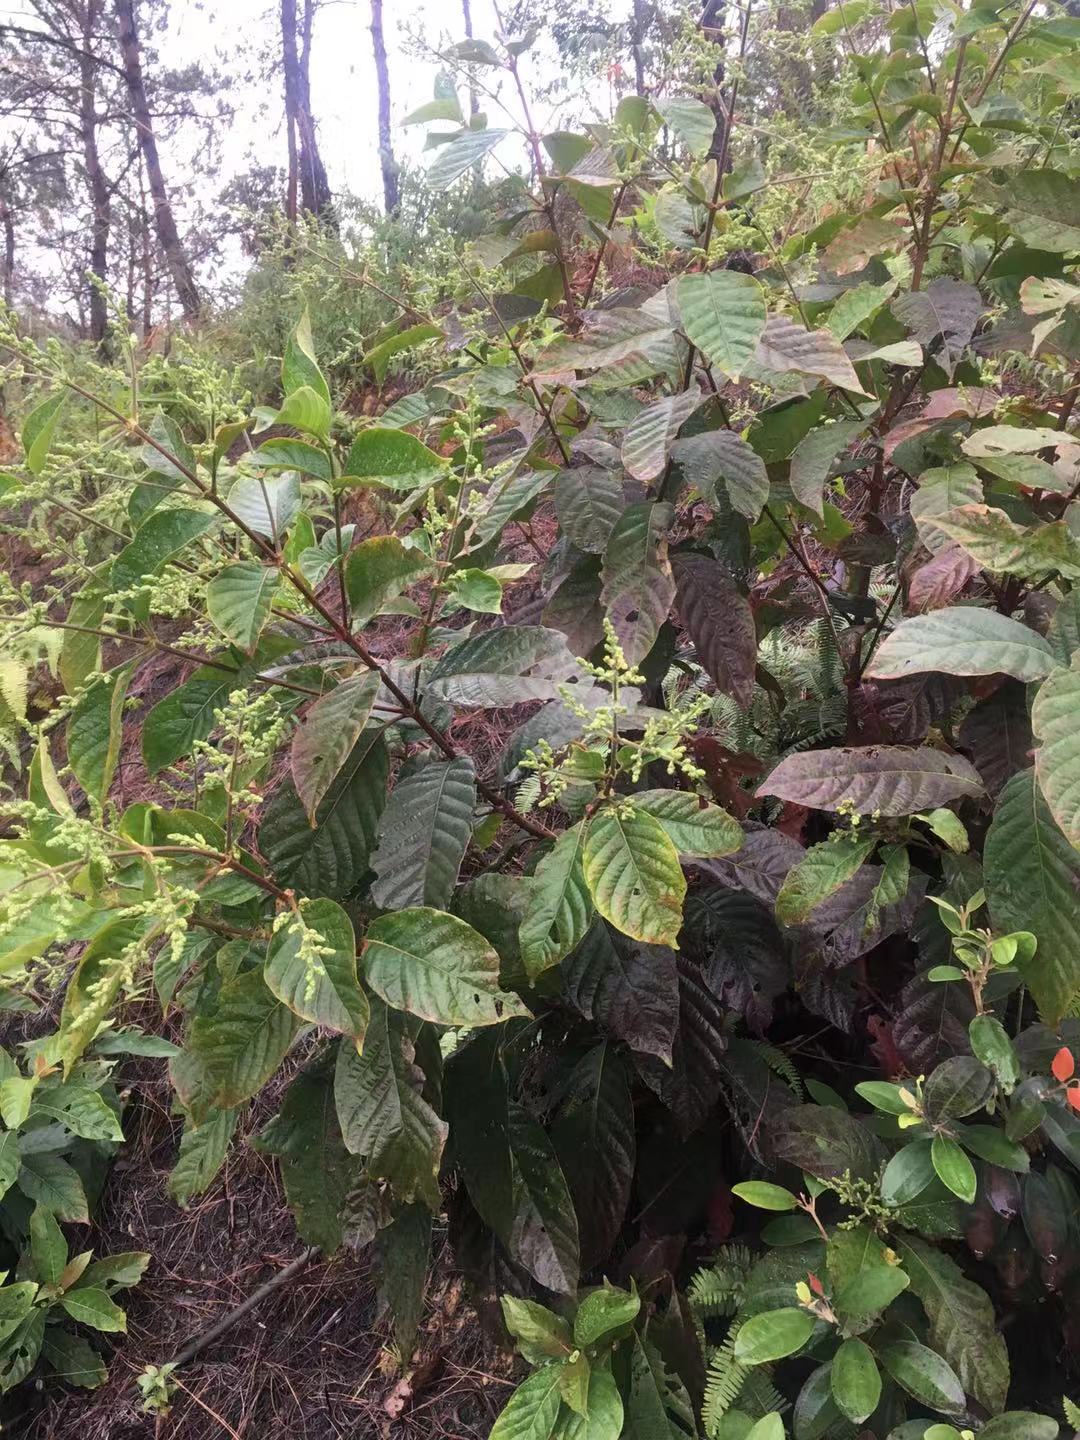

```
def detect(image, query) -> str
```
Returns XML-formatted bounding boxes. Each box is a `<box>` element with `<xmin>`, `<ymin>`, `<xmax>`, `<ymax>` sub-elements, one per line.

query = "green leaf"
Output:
<box><xmin>654</xmin><ymin>97</ymin><xmax>715</xmax><ymax>155</ymax></box>
<box><xmin>66</xmin><ymin>663</ymin><xmax>133</xmax><ymax>804</ymax></box>
<box><xmin>554</xmin><ymin>467</ymin><xmax>625</xmax><ymax>553</ymax></box>
<box><xmin>551</xmin><ymin>1044</ymin><xmax>635</xmax><ymax>1271</ymax></box>
<box><xmin>427</xmin><ymin>128</ymin><xmax>509</xmax><ymax>189</ymax></box>
<box><xmin>625</xmin><ymin>1333</ymin><xmax>696</xmax><ymax>1440</ymax></box>
<box><xmin>334</xmin><ymin>997</ymin><xmax>446</xmax><ymax>1210</ymax></box>
<box><xmin>866</xmin><ymin>609</ymin><xmax>1055</xmax><ymax>683</ymax></box>
<box><xmin>776</xmin><ymin>836</ymin><xmax>877</xmax><ymax>925</ymax></box>
<box><xmin>260</xmin><ymin>730</ymin><xmax>388</xmax><ymax>899</ymax></box>
<box><xmin>832</xmin><ymin>1338</ymin><xmax>881</xmax><ymax>1423</ymax></box>
<box><xmin>856</xmin><ymin>1081</ymin><xmax>912</xmax><ymax>1115</ymax></box>
<box><xmin>363</xmin><ymin>323</ymin><xmax>443</xmax><ymax>384</ymax></box>
<box><xmin>500</xmin><ymin>1296</ymin><xmax>573</xmax><ymax>1363</ymax></box>
<box><xmin>371</xmin><ymin>758</ymin><xmax>476</xmax><ymax>911</ymax></box>
<box><xmin>17</xmin><ymin>1154</ymin><xmax>88</xmax><ymax>1223</ymax></box>
<box><xmin>990</xmin><ymin>169</ymin><xmax>1080</xmax><ymax>252</ymax></box>
<box><xmin>600</xmin><ymin>501</ymin><xmax>676</xmax><ymax>664</ymax></box>
<box><xmin>111</xmin><ymin>508</ymin><xmax>216</xmax><ymax>596</ymax></box>
<box><xmin>574</xmin><ymin>1284</ymin><xmax>640</xmax><ymax>1348</ymax></box>
<box><xmin>733</xmin><ymin>1307</ymin><xmax>816</xmax><ymax>1364</ymax></box>
<box><xmin>283</xmin><ymin>308</ymin><xmax>330</xmax><ymax>405</ymax></box>
<box><xmin>58</xmin><ymin>916</ymin><xmax>150</xmax><ymax>1070</ymax></box>
<box><xmin>60</xmin><ymin>569</ymin><xmax>109</xmax><ymax>695</ymax></box>
<box><xmin>836</xmin><ymin>1263</ymin><xmax>909</xmax><ymax>1317</ymax></box>
<box><xmin>21</xmin><ymin>393</ymin><xmax>65</xmax><ymax>474</ymax></box>
<box><xmin>58</xmin><ymin>1286</ymin><xmax>126</xmax><ymax>1334</ymax></box>
<box><xmin>790</xmin><ymin>421</ymin><xmax>865</xmax><ymax>518</ymax></box>
<box><xmin>426</xmin><ymin>625</ymin><xmax>576</xmax><ymax>706</ymax></box>
<box><xmin>290</xmin><ymin>670</ymin><xmax>380</xmax><ymax>822</ymax></box>
<box><xmin>142</xmin><ymin>664</ymin><xmax>239</xmax><ymax>773</ymax></box>
<box><xmin>265</xmin><ymin>898</ymin><xmax>368</xmax><ymax>1041</ymax></box>
<box><xmin>621</xmin><ymin>391</ymin><xmax>702</xmax><ymax>482</ymax></box>
<box><xmin>758</xmin><ymin>746</ymin><xmax>983</xmax><ymax>816</ymax></box>
<box><xmin>167</xmin><ymin>1105</ymin><xmax>238</xmax><ymax>1207</ymax></box>
<box><xmin>730</xmin><ymin>1181</ymin><xmax>798</xmax><ymax>1211</ymax></box>
<box><xmin>30</xmin><ymin>1084</ymin><xmax>124</xmax><ymax>1141</ymax></box>
<box><xmin>490</xmin><ymin>1366</ymin><xmax>564</xmax><ymax>1440</ymax></box>
<box><xmin>1032</xmin><ymin>664</ymin><xmax>1080</xmax><ymax>849</ymax></box>
<box><xmin>968</xmin><ymin>1015</ymin><xmax>1020</xmax><ymax>1090</ymax></box>
<box><xmin>676</xmin><ymin>271</ymin><xmax>767</xmax><ymax>379</ymax></box>
<box><xmin>448</xmin><ymin>567</ymin><xmax>503</xmax><ymax>613</ymax></box>
<box><xmin>0</xmin><ymin>1283</ymin><xmax>39</xmax><ymax>1346</ymax></box>
<box><xmin>189</xmin><ymin>969</ymin><xmax>301</xmax><ymax>1107</ymax></box>
<box><xmin>878</xmin><ymin>1340</ymin><xmax>965</xmax><ymax>1416</ymax></box>
<box><xmin>0</xmin><ymin>1131</ymin><xmax>19</xmax><ymax>1202</ymax></box>
<box><xmin>931</xmin><ymin>1135</ymin><xmax>976</xmax><ymax>1202</ymax></box>
<box><xmin>206</xmin><ymin>563</ymin><xmax>278</xmax><ymax>652</ymax></box>
<box><xmin>881</xmin><ymin>1140</ymin><xmax>936</xmax><ymax>1206</ymax></box>
<box><xmin>582</xmin><ymin>807</ymin><xmax>686</xmax><ymax>948</ymax></box>
<box><xmin>227</xmin><ymin>471</ymin><xmax>300</xmax><ymax>541</ymax></box>
<box><xmin>250</xmin><ymin>437</ymin><xmax>332</xmax><ymax>480</ymax></box>
<box><xmin>554</xmin><ymin>1368</ymin><xmax>624</xmax><ymax>1440</ymax></box>
<box><xmin>985</xmin><ymin>769</ymin><xmax>1080</xmax><ymax>1023</ymax></box>
<box><xmin>672</xmin><ymin>428</ymin><xmax>769</xmax><ymax>521</ymax></box>
<box><xmin>959</xmin><ymin>1124</ymin><xmax>1029</xmax><ymax>1172</ymax></box>
<box><xmin>41</xmin><ymin>1329</ymin><xmax>107</xmax><ymax>1390</ymax></box>
<box><xmin>630</xmin><ymin>789</ymin><xmax>742</xmax><ymax>858</ymax></box>
<box><xmin>897</xmin><ymin>1236</ymin><xmax>1009</xmax><ymax>1413</ymax></box>
<box><xmin>923</xmin><ymin>1057</ymin><xmax>994</xmax><ymax>1120</ymax></box>
<box><xmin>343</xmin><ymin>536</ymin><xmax>431</xmax><ymax>622</ymax></box>
<box><xmin>361</xmin><ymin>907</ymin><xmax>529</xmax><ymax>1026</ymax></box>
<box><xmin>74</xmin><ymin>1252</ymin><xmax>149</xmax><ymax>1291</ymax></box>
<box><xmin>979</xmin><ymin>1416</ymin><xmax>1059</xmax><ymax>1440</ymax></box>
<box><xmin>340</xmin><ymin>428</ymin><xmax>446</xmax><ymax>490</ymax></box>
<box><xmin>29</xmin><ymin>1205</ymin><xmax>67</xmax><ymax>1287</ymax></box>
<box><xmin>519</xmin><ymin>822</ymin><xmax>594</xmax><ymax>979</ymax></box>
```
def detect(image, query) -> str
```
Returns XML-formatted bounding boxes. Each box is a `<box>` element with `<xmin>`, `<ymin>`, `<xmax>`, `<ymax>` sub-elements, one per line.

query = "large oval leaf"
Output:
<box><xmin>290</xmin><ymin>670</ymin><xmax>380</xmax><ymax>822</ymax></box>
<box><xmin>582</xmin><ymin>807</ymin><xmax>687</xmax><ymax>948</ymax></box>
<box><xmin>672</xmin><ymin>551</ymin><xmax>756</xmax><ymax>707</ymax></box>
<box><xmin>1031</xmin><ymin>663</ymin><xmax>1080</xmax><ymax>848</ymax></box>
<box><xmin>265</xmin><ymin>897</ymin><xmax>368</xmax><ymax>1041</ymax></box>
<box><xmin>601</xmin><ymin>501</ymin><xmax>676</xmax><ymax>665</ymax></box>
<box><xmin>370</xmin><ymin>757</ymin><xmax>476</xmax><ymax>911</ymax></box>
<box><xmin>676</xmin><ymin>270</ymin><xmax>766</xmax><ymax>379</ymax></box>
<box><xmin>361</xmin><ymin>907</ymin><xmax>529</xmax><ymax>1026</ymax></box>
<box><xmin>866</xmin><ymin>608</ymin><xmax>1054</xmax><ymax>682</ymax></box>
<box><xmin>758</xmin><ymin>745</ymin><xmax>983</xmax><ymax>816</ymax></box>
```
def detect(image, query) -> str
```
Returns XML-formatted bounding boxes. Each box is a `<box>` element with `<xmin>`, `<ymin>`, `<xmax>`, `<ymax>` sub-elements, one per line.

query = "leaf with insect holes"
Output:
<box><xmin>290</xmin><ymin>670</ymin><xmax>380</xmax><ymax>822</ymax></box>
<box><xmin>519</xmin><ymin>822</ymin><xmax>594</xmax><ymax>980</ymax></box>
<box><xmin>1032</xmin><ymin>664</ymin><xmax>1080</xmax><ymax>849</ymax></box>
<box><xmin>671</xmin><ymin>428</ymin><xmax>769</xmax><ymax>521</ymax></box>
<box><xmin>601</xmin><ymin>501</ymin><xmax>676</xmax><ymax>665</ymax></box>
<box><xmin>621</xmin><ymin>389</ymin><xmax>703</xmax><ymax>482</ymax></box>
<box><xmin>362</xmin><ymin>907</ymin><xmax>529</xmax><ymax>1026</ymax></box>
<box><xmin>675</xmin><ymin>271</ymin><xmax>767</xmax><ymax>379</ymax></box>
<box><xmin>866</xmin><ymin>608</ymin><xmax>1055</xmax><ymax>683</ymax></box>
<box><xmin>671</xmin><ymin>551</ymin><xmax>757</xmax><ymax>706</ymax></box>
<box><xmin>583</xmin><ymin>806</ymin><xmax>686</xmax><ymax>948</ymax></box>
<box><xmin>630</xmin><ymin>789</ymin><xmax>742</xmax><ymax>858</ymax></box>
<box><xmin>207</xmin><ymin>563</ymin><xmax>278</xmax><ymax>651</ymax></box>
<box><xmin>758</xmin><ymin>745</ymin><xmax>983</xmax><ymax>816</ymax></box>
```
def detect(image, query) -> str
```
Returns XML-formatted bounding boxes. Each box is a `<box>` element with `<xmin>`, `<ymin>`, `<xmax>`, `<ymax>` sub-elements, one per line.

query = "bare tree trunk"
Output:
<box><xmin>631</xmin><ymin>0</ymin><xmax>647</xmax><ymax>96</ymax></box>
<box><xmin>0</xmin><ymin>194</ymin><xmax>14</xmax><ymax>309</ymax></box>
<box><xmin>115</xmin><ymin>0</ymin><xmax>200</xmax><ymax>320</ymax></box>
<box><xmin>461</xmin><ymin>0</ymin><xmax>478</xmax><ymax>116</ymax></box>
<box><xmin>370</xmin><ymin>0</ymin><xmax>399</xmax><ymax>214</ymax></box>
<box><xmin>79</xmin><ymin>0</ymin><xmax>111</xmax><ymax>346</ymax></box>
<box><xmin>295</xmin><ymin>0</ymin><xmax>333</xmax><ymax>217</ymax></box>
<box><xmin>281</xmin><ymin>0</ymin><xmax>300</xmax><ymax>220</ymax></box>
<box><xmin>138</xmin><ymin>158</ymin><xmax>153</xmax><ymax>335</ymax></box>
<box><xmin>700</xmin><ymin>1</ymin><xmax>729</xmax><ymax>161</ymax></box>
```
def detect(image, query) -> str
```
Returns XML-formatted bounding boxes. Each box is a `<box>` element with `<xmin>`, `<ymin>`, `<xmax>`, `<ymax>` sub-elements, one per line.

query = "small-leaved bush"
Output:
<box><xmin>1</xmin><ymin>3</ymin><xmax>1080</xmax><ymax>1435</ymax></box>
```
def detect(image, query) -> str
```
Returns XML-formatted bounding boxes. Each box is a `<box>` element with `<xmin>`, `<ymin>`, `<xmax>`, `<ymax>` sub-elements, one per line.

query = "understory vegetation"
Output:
<box><xmin>2</xmin><ymin>2</ymin><xmax>1080</xmax><ymax>1437</ymax></box>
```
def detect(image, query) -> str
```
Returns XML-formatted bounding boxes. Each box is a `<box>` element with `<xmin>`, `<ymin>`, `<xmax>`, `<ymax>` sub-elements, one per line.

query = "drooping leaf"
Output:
<box><xmin>878</xmin><ymin>1340</ymin><xmax>965</xmax><ymax>1416</ymax></box>
<box><xmin>676</xmin><ymin>271</ymin><xmax>767</xmax><ymax>379</ymax></box>
<box><xmin>985</xmin><ymin>769</ymin><xmax>1080</xmax><ymax>1023</ymax></box>
<box><xmin>551</xmin><ymin>1044</ymin><xmax>635</xmax><ymax>1271</ymax></box>
<box><xmin>425</xmin><ymin>626</ymin><xmax>578</xmax><ymax>706</ymax></box>
<box><xmin>776</xmin><ymin>836</ymin><xmax>878</xmax><ymax>925</ymax></box>
<box><xmin>758</xmin><ymin>745</ymin><xmax>982</xmax><ymax>816</ymax></box>
<box><xmin>958</xmin><ymin>682</ymin><xmax>1032</xmax><ymax>796</ymax></box>
<box><xmin>189</xmin><ymin>969</ymin><xmax>301</xmax><ymax>1108</ymax></box>
<box><xmin>342</xmin><ymin>535</ymin><xmax>432</xmax><ymax>621</ymax></box>
<box><xmin>490</xmin><ymin>1366</ymin><xmax>564</xmax><ymax>1440</ymax></box>
<box><xmin>562</xmin><ymin>920</ymin><xmax>680</xmax><ymax>1063</ymax></box>
<box><xmin>111</xmin><ymin>508</ymin><xmax>216</xmax><ymax>596</ymax></box>
<box><xmin>370</xmin><ymin>758</ymin><xmax>476</xmax><ymax>911</ymax></box>
<box><xmin>672</xmin><ymin>552</ymin><xmax>756</xmax><ymax>707</ymax></box>
<box><xmin>583</xmin><ymin>806</ymin><xmax>686</xmax><ymax>948</ymax></box>
<box><xmin>989</xmin><ymin>168</ymin><xmax>1080</xmax><ymax>252</ymax></box>
<box><xmin>866</xmin><ymin>608</ymin><xmax>1054</xmax><ymax>682</ymax></box>
<box><xmin>519</xmin><ymin>822</ymin><xmax>594</xmax><ymax>979</ymax></box>
<box><xmin>654</xmin><ymin>97</ymin><xmax>715</xmax><ymax>156</ymax></box>
<box><xmin>893</xmin><ymin>279</ymin><xmax>982</xmax><ymax>376</ymax></box>
<box><xmin>142</xmin><ymin>664</ymin><xmax>240</xmax><ymax>773</ymax></box>
<box><xmin>376</xmin><ymin>1202</ymin><xmax>431</xmax><ymax>1359</ymax></box>
<box><xmin>265</xmin><ymin>897</ymin><xmax>368</xmax><ymax>1040</ymax></box>
<box><xmin>671</xmin><ymin>428</ymin><xmax>769</xmax><ymax>521</ymax></box>
<box><xmin>361</xmin><ymin>907</ymin><xmax>529</xmax><ymax>1026</ymax></box>
<box><xmin>1031</xmin><ymin>663</ymin><xmax>1080</xmax><ymax>848</ymax></box>
<box><xmin>630</xmin><ymin>789</ymin><xmax>742</xmax><ymax>859</ymax></box>
<box><xmin>601</xmin><ymin>502</ymin><xmax>676</xmax><ymax>666</ymax></box>
<box><xmin>260</xmin><ymin>730</ymin><xmax>388</xmax><ymax>898</ymax></box>
<box><xmin>227</xmin><ymin>472</ymin><xmax>300</xmax><ymax>541</ymax></box>
<box><xmin>753</xmin><ymin>315</ymin><xmax>869</xmax><ymax>395</ymax></box>
<box><xmin>21</xmin><ymin>393</ymin><xmax>66</xmax><ymax>474</ymax></box>
<box><xmin>334</xmin><ymin>996</ymin><xmax>447</xmax><ymax>1211</ymax></box>
<box><xmin>789</xmin><ymin>421</ymin><xmax>865</xmax><ymax>518</ymax></box>
<box><xmin>66</xmin><ymin>663</ymin><xmax>133</xmax><ymax>804</ymax></box>
<box><xmin>427</xmin><ymin>128</ymin><xmax>510</xmax><ymax>189</ymax></box>
<box><xmin>554</xmin><ymin>467</ymin><xmax>625</xmax><ymax>553</ymax></box>
<box><xmin>636</xmin><ymin>955</ymin><xmax>728</xmax><ymax>1136</ymax></box>
<box><xmin>167</xmin><ymin>1105</ymin><xmax>239</xmax><ymax>1207</ymax></box>
<box><xmin>932</xmin><ymin>507</ymin><xmax>1080</xmax><ymax>582</ymax></box>
<box><xmin>290</xmin><ymin>670</ymin><xmax>381</xmax><ymax>822</ymax></box>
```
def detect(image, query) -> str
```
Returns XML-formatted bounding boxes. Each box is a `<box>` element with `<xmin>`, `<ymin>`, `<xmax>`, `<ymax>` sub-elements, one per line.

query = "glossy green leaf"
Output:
<box><xmin>519</xmin><ymin>822</ymin><xmax>593</xmax><ymax>979</ymax></box>
<box><xmin>583</xmin><ymin>806</ymin><xmax>686</xmax><ymax>948</ymax></box>
<box><xmin>265</xmin><ymin>897</ymin><xmax>367</xmax><ymax>1040</ymax></box>
<box><xmin>290</xmin><ymin>670</ymin><xmax>380</xmax><ymax>822</ymax></box>
<box><xmin>733</xmin><ymin>1307</ymin><xmax>816</xmax><ymax>1364</ymax></box>
<box><xmin>832</xmin><ymin>1338</ymin><xmax>881</xmax><ymax>1423</ymax></box>
<box><xmin>207</xmin><ymin>563</ymin><xmax>278</xmax><ymax>651</ymax></box>
<box><xmin>676</xmin><ymin>271</ymin><xmax>767</xmax><ymax>379</ymax></box>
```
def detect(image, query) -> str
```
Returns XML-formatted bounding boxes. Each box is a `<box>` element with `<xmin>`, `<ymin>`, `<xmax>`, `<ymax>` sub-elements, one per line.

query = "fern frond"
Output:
<box><xmin>514</xmin><ymin>774</ymin><xmax>541</xmax><ymax>814</ymax></box>
<box><xmin>737</xmin><ymin>1367</ymin><xmax>787</xmax><ymax>1420</ymax></box>
<box><xmin>1064</xmin><ymin>1396</ymin><xmax>1080</xmax><ymax>1430</ymax></box>
<box><xmin>702</xmin><ymin>1331</ymin><xmax>749</xmax><ymax>1437</ymax></box>
<box><xmin>688</xmin><ymin>1243</ymin><xmax>754</xmax><ymax>1320</ymax></box>
<box><xmin>747</xmin><ymin>1040</ymin><xmax>804</xmax><ymax>1098</ymax></box>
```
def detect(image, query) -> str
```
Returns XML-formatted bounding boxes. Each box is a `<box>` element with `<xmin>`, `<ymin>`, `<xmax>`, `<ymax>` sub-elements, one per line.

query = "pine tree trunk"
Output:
<box><xmin>0</xmin><ymin>194</ymin><xmax>14</xmax><ymax>309</ymax></box>
<box><xmin>370</xmin><ymin>0</ymin><xmax>399</xmax><ymax>214</ymax></box>
<box><xmin>296</xmin><ymin>0</ymin><xmax>334</xmax><ymax>217</ymax></box>
<box><xmin>281</xmin><ymin>0</ymin><xmax>300</xmax><ymax>220</ymax></box>
<box><xmin>461</xmin><ymin>0</ymin><xmax>478</xmax><ymax>116</ymax></box>
<box><xmin>631</xmin><ymin>0</ymin><xmax>648</xmax><ymax>96</ymax></box>
<box><xmin>115</xmin><ymin>0</ymin><xmax>201</xmax><ymax>320</ymax></box>
<box><xmin>79</xmin><ymin>0</ymin><xmax>111</xmax><ymax>346</ymax></box>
